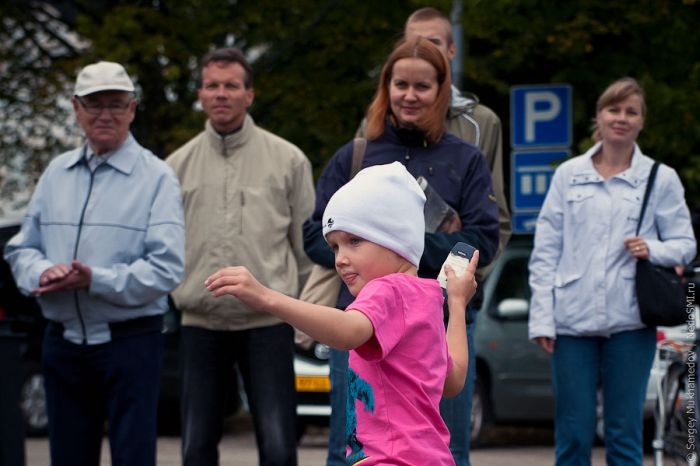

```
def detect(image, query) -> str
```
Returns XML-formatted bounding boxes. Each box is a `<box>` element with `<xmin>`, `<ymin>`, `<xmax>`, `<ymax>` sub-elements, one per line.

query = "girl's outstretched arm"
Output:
<box><xmin>205</xmin><ymin>266</ymin><xmax>373</xmax><ymax>350</ymax></box>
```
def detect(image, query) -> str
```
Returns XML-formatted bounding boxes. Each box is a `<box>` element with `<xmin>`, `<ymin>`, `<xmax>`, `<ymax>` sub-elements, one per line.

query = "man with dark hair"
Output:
<box><xmin>4</xmin><ymin>61</ymin><xmax>185</xmax><ymax>466</ymax></box>
<box><xmin>167</xmin><ymin>47</ymin><xmax>315</xmax><ymax>466</ymax></box>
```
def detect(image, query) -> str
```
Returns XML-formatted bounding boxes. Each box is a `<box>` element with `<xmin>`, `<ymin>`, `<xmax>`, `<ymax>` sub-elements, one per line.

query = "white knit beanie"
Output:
<box><xmin>322</xmin><ymin>162</ymin><xmax>426</xmax><ymax>267</ymax></box>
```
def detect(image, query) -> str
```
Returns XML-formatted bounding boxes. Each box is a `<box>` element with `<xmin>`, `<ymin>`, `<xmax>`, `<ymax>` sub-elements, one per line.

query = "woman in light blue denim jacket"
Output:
<box><xmin>528</xmin><ymin>77</ymin><xmax>696</xmax><ymax>466</ymax></box>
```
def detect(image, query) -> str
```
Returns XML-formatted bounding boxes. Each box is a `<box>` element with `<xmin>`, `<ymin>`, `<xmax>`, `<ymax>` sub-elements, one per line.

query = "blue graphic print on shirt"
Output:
<box><xmin>346</xmin><ymin>367</ymin><xmax>375</xmax><ymax>465</ymax></box>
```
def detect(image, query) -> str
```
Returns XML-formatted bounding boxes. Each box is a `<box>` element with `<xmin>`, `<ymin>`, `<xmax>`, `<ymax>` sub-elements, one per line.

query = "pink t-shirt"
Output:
<box><xmin>345</xmin><ymin>273</ymin><xmax>454</xmax><ymax>466</ymax></box>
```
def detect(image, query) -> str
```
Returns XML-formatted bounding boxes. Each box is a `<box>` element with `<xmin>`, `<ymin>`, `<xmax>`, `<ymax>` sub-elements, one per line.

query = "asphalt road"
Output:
<box><xmin>24</xmin><ymin>423</ymin><xmax>658</xmax><ymax>465</ymax></box>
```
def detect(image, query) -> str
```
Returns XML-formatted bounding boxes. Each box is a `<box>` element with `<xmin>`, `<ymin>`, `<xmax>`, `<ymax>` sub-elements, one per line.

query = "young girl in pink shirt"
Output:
<box><xmin>206</xmin><ymin>162</ymin><xmax>478</xmax><ymax>465</ymax></box>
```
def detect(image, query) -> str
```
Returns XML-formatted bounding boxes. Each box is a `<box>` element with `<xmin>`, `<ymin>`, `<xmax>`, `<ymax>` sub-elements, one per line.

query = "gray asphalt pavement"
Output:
<box><xmin>25</xmin><ymin>423</ymin><xmax>657</xmax><ymax>465</ymax></box>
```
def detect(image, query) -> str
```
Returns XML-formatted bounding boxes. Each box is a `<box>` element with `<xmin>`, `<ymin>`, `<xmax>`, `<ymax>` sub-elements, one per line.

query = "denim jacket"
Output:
<box><xmin>528</xmin><ymin>142</ymin><xmax>696</xmax><ymax>339</ymax></box>
<box><xmin>4</xmin><ymin>134</ymin><xmax>185</xmax><ymax>344</ymax></box>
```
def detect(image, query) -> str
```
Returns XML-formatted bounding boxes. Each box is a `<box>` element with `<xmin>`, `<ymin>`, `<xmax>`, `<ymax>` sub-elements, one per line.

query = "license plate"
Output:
<box><xmin>295</xmin><ymin>375</ymin><xmax>331</xmax><ymax>392</ymax></box>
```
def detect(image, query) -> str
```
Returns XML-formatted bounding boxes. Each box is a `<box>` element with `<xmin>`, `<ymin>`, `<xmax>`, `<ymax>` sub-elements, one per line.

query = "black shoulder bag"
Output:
<box><xmin>635</xmin><ymin>161</ymin><xmax>687</xmax><ymax>327</ymax></box>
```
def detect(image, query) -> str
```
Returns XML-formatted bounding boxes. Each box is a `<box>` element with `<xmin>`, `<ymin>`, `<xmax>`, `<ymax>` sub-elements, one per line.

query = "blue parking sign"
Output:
<box><xmin>511</xmin><ymin>84</ymin><xmax>572</xmax><ymax>149</ymax></box>
<box><xmin>511</xmin><ymin>151</ymin><xmax>568</xmax><ymax>212</ymax></box>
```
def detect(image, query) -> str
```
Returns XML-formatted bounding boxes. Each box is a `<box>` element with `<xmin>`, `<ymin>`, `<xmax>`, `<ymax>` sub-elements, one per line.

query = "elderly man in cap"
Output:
<box><xmin>4</xmin><ymin>61</ymin><xmax>185</xmax><ymax>466</ymax></box>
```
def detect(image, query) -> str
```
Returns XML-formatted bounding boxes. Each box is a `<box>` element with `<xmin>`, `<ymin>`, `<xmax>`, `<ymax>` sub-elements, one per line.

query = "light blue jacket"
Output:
<box><xmin>4</xmin><ymin>134</ymin><xmax>185</xmax><ymax>344</ymax></box>
<box><xmin>529</xmin><ymin>142</ymin><xmax>696</xmax><ymax>340</ymax></box>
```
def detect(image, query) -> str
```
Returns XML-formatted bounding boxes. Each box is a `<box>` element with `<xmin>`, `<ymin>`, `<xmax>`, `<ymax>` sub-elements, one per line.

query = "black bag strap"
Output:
<box><xmin>636</xmin><ymin>161</ymin><xmax>661</xmax><ymax>236</ymax></box>
<box><xmin>349</xmin><ymin>137</ymin><xmax>367</xmax><ymax>180</ymax></box>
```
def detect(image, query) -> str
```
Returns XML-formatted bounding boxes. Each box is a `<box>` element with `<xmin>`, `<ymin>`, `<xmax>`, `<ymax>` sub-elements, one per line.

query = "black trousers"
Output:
<box><xmin>42</xmin><ymin>323</ymin><xmax>163</xmax><ymax>466</ymax></box>
<box><xmin>180</xmin><ymin>324</ymin><xmax>298</xmax><ymax>466</ymax></box>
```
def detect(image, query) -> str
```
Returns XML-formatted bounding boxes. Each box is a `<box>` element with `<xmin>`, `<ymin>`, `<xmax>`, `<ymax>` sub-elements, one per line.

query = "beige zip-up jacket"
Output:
<box><xmin>166</xmin><ymin>115</ymin><xmax>315</xmax><ymax>330</ymax></box>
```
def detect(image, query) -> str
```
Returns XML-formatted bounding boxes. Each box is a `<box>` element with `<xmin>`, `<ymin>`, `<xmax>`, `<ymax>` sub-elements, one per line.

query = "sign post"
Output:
<box><xmin>510</xmin><ymin>84</ymin><xmax>572</xmax><ymax>234</ymax></box>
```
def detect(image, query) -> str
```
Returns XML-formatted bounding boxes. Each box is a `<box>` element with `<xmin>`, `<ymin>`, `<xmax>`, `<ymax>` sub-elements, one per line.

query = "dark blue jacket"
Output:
<box><xmin>303</xmin><ymin>122</ymin><xmax>499</xmax><ymax>309</ymax></box>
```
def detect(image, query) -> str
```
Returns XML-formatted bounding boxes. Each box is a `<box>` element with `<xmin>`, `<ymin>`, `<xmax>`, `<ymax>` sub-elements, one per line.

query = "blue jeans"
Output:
<box><xmin>180</xmin><ymin>324</ymin><xmax>298</xmax><ymax>466</ymax></box>
<box><xmin>439</xmin><ymin>310</ymin><xmax>477</xmax><ymax>466</ymax></box>
<box><xmin>42</xmin><ymin>323</ymin><xmax>163</xmax><ymax>466</ymax></box>
<box><xmin>325</xmin><ymin>310</ymin><xmax>477</xmax><ymax>466</ymax></box>
<box><xmin>326</xmin><ymin>348</ymin><xmax>349</xmax><ymax>466</ymax></box>
<box><xmin>552</xmin><ymin>328</ymin><xmax>656</xmax><ymax>466</ymax></box>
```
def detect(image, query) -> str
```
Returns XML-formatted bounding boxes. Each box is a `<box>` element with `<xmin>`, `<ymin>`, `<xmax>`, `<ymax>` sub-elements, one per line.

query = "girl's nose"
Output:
<box><xmin>335</xmin><ymin>250</ymin><xmax>348</xmax><ymax>267</ymax></box>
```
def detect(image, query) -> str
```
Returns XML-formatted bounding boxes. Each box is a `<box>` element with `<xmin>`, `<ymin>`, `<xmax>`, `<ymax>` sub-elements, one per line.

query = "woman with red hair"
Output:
<box><xmin>302</xmin><ymin>36</ymin><xmax>499</xmax><ymax>465</ymax></box>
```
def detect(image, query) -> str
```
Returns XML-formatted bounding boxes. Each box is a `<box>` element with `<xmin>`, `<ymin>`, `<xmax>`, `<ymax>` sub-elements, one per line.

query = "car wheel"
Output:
<box><xmin>471</xmin><ymin>376</ymin><xmax>486</xmax><ymax>446</ymax></box>
<box><xmin>21</xmin><ymin>362</ymin><xmax>48</xmax><ymax>436</ymax></box>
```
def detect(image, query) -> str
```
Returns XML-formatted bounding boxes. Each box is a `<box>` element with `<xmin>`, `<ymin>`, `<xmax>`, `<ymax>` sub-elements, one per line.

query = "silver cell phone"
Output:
<box><xmin>437</xmin><ymin>242</ymin><xmax>476</xmax><ymax>289</ymax></box>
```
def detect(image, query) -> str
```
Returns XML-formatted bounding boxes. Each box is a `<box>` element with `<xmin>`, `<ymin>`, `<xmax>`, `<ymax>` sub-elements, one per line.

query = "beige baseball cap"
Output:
<box><xmin>74</xmin><ymin>61</ymin><xmax>135</xmax><ymax>97</ymax></box>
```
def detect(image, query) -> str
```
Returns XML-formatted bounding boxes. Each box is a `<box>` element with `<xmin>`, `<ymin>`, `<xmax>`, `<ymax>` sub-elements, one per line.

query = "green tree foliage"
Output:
<box><xmin>1</xmin><ymin>0</ymin><xmax>699</xmax><ymax>214</ymax></box>
<box><xmin>235</xmin><ymin>0</ymin><xmax>425</xmax><ymax>173</ymax></box>
<box><xmin>54</xmin><ymin>0</ymin><xmax>427</xmax><ymax>173</ymax></box>
<box><xmin>459</xmin><ymin>0</ymin><xmax>700</xmax><ymax>205</ymax></box>
<box><xmin>0</xmin><ymin>1</ymin><xmax>85</xmax><ymax>212</ymax></box>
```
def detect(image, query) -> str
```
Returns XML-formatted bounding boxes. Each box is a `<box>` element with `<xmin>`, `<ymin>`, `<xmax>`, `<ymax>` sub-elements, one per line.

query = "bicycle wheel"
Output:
<box><xmin>663</xmin><ymin>364</ymin><xmax>696</xmax><ymax>465</ymax></box>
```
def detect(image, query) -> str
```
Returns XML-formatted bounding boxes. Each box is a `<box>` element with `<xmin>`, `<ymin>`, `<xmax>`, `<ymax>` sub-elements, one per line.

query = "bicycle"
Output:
<box><xmin>652</xmin><ymin>265</ymin><xmax>700</xmax><ymax>466</ymax></box>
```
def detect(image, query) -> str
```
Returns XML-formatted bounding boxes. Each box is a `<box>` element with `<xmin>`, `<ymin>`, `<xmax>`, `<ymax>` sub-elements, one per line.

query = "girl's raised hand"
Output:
<box><xmin>205</xmin><ymin>266</ymin><xmax>270</xmax><ymax>312</ymax></box>
<box><xmin>445</xmin><ymin>250</ymin><xmax>479</xmax><ymax>307</ymax></box>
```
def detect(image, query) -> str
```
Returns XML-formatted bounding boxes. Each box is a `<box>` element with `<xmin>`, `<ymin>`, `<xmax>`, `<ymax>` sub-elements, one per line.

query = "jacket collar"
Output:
<box><xmin>204</xmin><ymin>114</ymin><xmax>254</xmax><ymax>157</ymax></box>
<box><xmin>570</xmin><ymin>141</ymin><xmax>650</xmax><ymax>187</ymax></box>
<box><xmin>65</xmin><ymin>133</ymin><xmax>140</xmax><ymax>175</ymax></box>
<box><xmin>448</xmin><ymin>85</ymin><xmax>479</xmax><ymax>118</ymax></box>
<box><xmin>381</xmin><ymin>118</ymin><xmax>429</xmax><ymax>147</ymax></box>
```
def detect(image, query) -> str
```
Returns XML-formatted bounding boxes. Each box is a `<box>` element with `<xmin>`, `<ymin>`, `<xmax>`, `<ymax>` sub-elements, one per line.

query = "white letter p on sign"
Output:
<box><xmin>525</xmin><ymin>91</ymin><xmax>561</xmax><ymax>142</ymax></box>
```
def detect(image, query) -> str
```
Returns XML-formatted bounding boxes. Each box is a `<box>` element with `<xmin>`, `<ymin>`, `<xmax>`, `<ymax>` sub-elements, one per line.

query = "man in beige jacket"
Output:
<box><xmin>166</xmin><ymin>47</ymin><xmax>315</xmax><ymax>466</ymax></box>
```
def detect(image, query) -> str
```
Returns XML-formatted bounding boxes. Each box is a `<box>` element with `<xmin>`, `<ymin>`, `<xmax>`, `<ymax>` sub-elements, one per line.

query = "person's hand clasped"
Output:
<box><xmin>624</xmin><ymin>236</ymin><xmax>649</xmax><ymax>260</ymax></box>
<box><xmin>205</xmin><ymin>266</ymin><xmax>269</xmax><ymax>311</ymax></box>
<box><xmin>445</xmin><ymin>250</ymin><xmax>480</xmax><ymax>305</ymax></box>
<box><xmin>32</xmin><ymin>260</ymin><xmax>92</xmax><ymax>296</ymax></box>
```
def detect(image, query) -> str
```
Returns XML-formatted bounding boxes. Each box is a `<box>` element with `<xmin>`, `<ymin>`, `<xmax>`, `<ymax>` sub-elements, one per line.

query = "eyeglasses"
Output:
<box><xmin>76</xmin><ymin>96</ymin><xmax>134</xmax><ymax>116</ymax></box>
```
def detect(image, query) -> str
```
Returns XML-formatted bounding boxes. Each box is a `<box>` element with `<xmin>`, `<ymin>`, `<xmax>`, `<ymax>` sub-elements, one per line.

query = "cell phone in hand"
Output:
<box><xmin>437</xmin><ymin>242</ymin><xmax>476</xmax><ymax>289</ymax></box>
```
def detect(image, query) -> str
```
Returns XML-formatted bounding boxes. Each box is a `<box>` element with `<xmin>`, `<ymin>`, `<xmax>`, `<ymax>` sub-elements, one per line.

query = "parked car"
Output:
<box><xmin>293</xmin><ymin>340</ymin><xmax>331</xmax><ymax>437</ymax></box>
<box><xmin>469</xmin><ymin>237</ymin><xmax>553</xmax><ymax>442</ymax></box>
